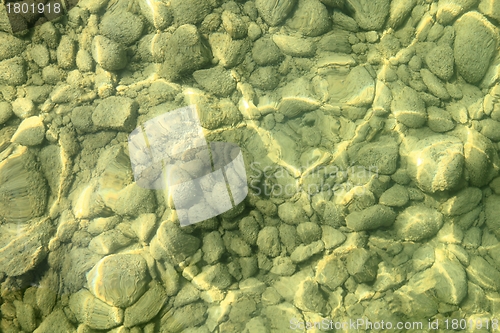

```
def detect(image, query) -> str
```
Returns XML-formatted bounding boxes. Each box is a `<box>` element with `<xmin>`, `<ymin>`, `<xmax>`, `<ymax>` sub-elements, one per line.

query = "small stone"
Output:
<box><xmin>387</xmin><ymin>0</ymin><xmax>417</xmax><ymax>29</ymax></box>
<box><xmin>485</xmin><ymin>194</ymin><xmax>500</xmax><ymax>238</ymax></box>
<box><xmin>278</xmin><ymin>202</ymin><xmax>307</xmax><ymax>225</ymax></box>
<box><xmin>270</xmin><ymin>256</ymin><xmax>296</xmax><ymax>276</ymax></box>
<box><xmin>480</xmin><ymin>119</ymin><xmax>500</xmax><ymax>142</ymax></box>
<box><xmin>441</xmin><ymin>187</ymin><xmax>482</xmax><ymax>216</ymax></box>
<box><xmin>394</xmin><ymin>205</ymin><xmax>443</xmax><ymax>242</ymax></box>
<box><xmin>454</xmin><ymin>11</ymin><xmax>496</xmax><ymax>83</ymax></box>
<box><xmin>222</xmin><ymin>11</ymin><xmax>247</xmax><ymax>39</ymax></box>
<box><xmin>14</xmin><ymin>301</ymin><xmax>37</xmax><ymax>332</ymax></box>
<box><xmin>0</xmin><ymin>57</ymin><xmax>26</xmax><ymax>86</ymax></box>
<box><xmin>427</xmin><ymin>106</ymin><xmax>455</xmax><ymax>133</ymax></box>
<box><xmin>356</xmin><ymin>136</ymin><xmax>399</xmax><ymax>175</ymax></box>
<box><xmin>296</xmin><ymin>222</ymin><xmax>322</xmax><ymax>244</ymax></box>
<box><xmin>193</xmin><ymin>66</ymin><xmax>236</xmax><ymax>97</ymax></box>
<box><xmin>78</xmin><ymin>0</ymin><xmax>108</xmax><ymax>13</ymax></box>
<box><xmin>420</xmin><ymin>68</ymin><xmax>450</xmax><ymax>100</ymax></box>
<box><xmin>346</xmin><ymin>248</ymin><xmax>380</xmax><ymax>283</ymax></box>
<box><xmin>170</xmin><ymin>0</ymin><xmax>212</xmax><ymax>25</ymax></box>
<box><xmin>315</xmin><ymin>254</ymin><xmax>349</xmax><ymax>289</ymax></box>
<box><xmin>12</xmin><ymin>97</ymin><xmax>35</xmax><ymax>119</ymax></box>
<box><xmin>437</xmin><ymin>0</ymin><xmax>480</xmax><ymax>25</ymax></box>
<box><xmin>332</xmin><ymin>9</ymin><xmax>359</xmax><ymax>32</ymax></box>
<box><xmin>100</xmin><ymin>12</ymin><xmax>144</xmax><ymax>45</ymax></box>
<box><xmin>29</xmin><ymin>44</ymin><xmax>50</xmax><ymax>67</ymax></box>
<box><xmin>347</xmin><ymin>0</ymin><xmax>390</xmax><ymax>30</ymax></box>
<box><xmin>92</xmin><ymin>35</ymin><xmax>128</xmax><ymax>71</ymax></box>
<box><xmin>272</xmin><ymin>34</ymin><xmax>316</xmax><ymax>57</ymax></box>
<box><xmin>124</xmin><ymin>282</ymin><xmax>166</xmax><ymax>327</ymax></box>
<box><xmin>200</xmin><ymin>29</ymin><xmax>246</xmax><ymax>63</ymax></box>
<box><xmin>92</xmin><ymin>96</ymin><xmax>138</xmax><ymax>131</ymax></box>
<box><xmin>425</xmin><ymin>44</ymin><xmax>454</xmax><ymax>81</ymax></box>
<box><xmin>252</xmin><ymin>38</ymin><xmax>283</xmax><ymax>66</ymax></box>
<box><xmin>249</xmin><ymin>66</ymin><xmax>280</xmax><ymax>90</ymax></box>
<box><xmin>192</xmin><ymin>263</ymin><xmax>232</xmax><ymax>290</ymax></box>
<box><xmin>257</xmin><ymin>226</ymin><xmax>281</xmax><ymax>257</ymax></box>
<box><xmin>391</xmin><ymin>85</ymin><xmax>427</xmax><ymax>128</ymax></box>
<box><xmin>256</xmin><ymin>0</ymin><xmax>297</xmax><ymax>26</ymax></box>
<box><xmin>321</xmin><ymin>226</ymin><xmax>346</xmax><ymax>250</ymax></box>
<box><xmin>0</xmin><ymin>32</ymin><xmax>25</xmax><ymax>61</ymax></box>
<box><xmin>379</xmin><ymin>184</ymin><xmax>409</xmax><ymax>207</ymax></box>
<box><xmin>0</xmin><ymin>101</ymin><xmax>13</xmax><ymax>125</ymax></box>
<box><xmin>290</xmin><ymin>240</ymin><xmax>324</xmax><ymax>263</ymax></box>
<box><xmin>479</xmin><ymin>0</ymin><xmax>500</xmax><ymax>21</ymax></box>
<box><xmin>57</xmin><ymin>35</ymin><xmax>76</xmax><ymax>69</ymax></box>
<box><xmin>88</xmin><ymin>229</ymin><xmax>133</xmax><ymax>255</ymax></box>
<box><xmin>346</xmin><ymin>204</ymin><xmax>396</xmax><ymax>231</ymax></box>
<box><xmin>294</xmin><ymin>278</ymin><xmax>326</xmax><ymax>313</ymax></box>
<box><xmin>42</xmin><ymin>65</ymin><xmax>66</xmax><ymax>85</ymax></box>
<box><xmin>406</xmin><ymin>135</ymin><xmax>464</xmax><ymax>193</ymax></box>
<box><xmin>466</xmin><ymin>255</ymin><xmax>500</xmax><ymax>291</ymax></box>
<box><xmin>11</xmin><ymin>116</ymin><xmax>45</xmax><ymax>146</ymax></box>
<box><xmin>247</xmin><ymin>22</ymin><xmax>262</xmax><ymax>41</ymax></box>
<box><xmin>286</xmin><ymin>0</ymin><xmax>330</xmax><ymax>37</ymax></box>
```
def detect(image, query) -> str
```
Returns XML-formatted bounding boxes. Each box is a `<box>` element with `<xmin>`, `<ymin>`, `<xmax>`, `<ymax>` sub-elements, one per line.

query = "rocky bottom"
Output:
<box><xmin>2</xmin><ymin>0</ymin><xmax>500</xmax><ymax>332</ymax></box>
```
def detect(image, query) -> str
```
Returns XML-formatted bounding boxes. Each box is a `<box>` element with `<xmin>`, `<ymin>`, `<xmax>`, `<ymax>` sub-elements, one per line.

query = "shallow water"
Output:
<box><xmin>1</xmin><ymin>0</ymin><xmax>500</xmax><ymax>332</ymax></box>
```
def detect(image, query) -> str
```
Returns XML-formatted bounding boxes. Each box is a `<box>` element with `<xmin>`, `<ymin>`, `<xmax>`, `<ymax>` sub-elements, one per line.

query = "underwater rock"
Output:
<box><xmin>391</xmin><ymin>85</ymin><xmax>427</xmax><ymax>128</ymax></box>
<box><xmin>272</xmin><ymin>34</ymin><xmax>316</xmax><ymax>57</ymax></box>
<box><xmin>0</xmin><ymin>217</ymin><xmax>52</xmax><ymax>276</ymax></box>
<box><xmin>0</xmin><ymin>32</ymin><xmax>25</xmax><ymax>61</ymax></box>
<box><xmin>454</xmin><ymin>11</ymin><xmax>496</xmax><ymax>84</ymax></box>
<box><xmin>387</xmin><ymin>0</ymin><xmax>417</xmax><ymax>29</ymax></box>
<box><xmin>441</xmin><ymin>187</ymin><xmax>482</xmax><ymax>216</ymax></box>
<box><xmin>0</xmin><ymin>101</ymin><xmax>13</xmax><ymax>125</ymax></box>
<box><xmin>222</xmin><ymin>10</ymin><xmax>247</xmax><ymax>39</ymax></box>
<box><xmin>485</xmin><ymin>194</ymin><xmax>500</xmax><ymax>238</ymax></box>
<box><xmin>69</xmin><ymin>289</ymin><xmax>123</xmax><ymax>330</ymax></box>
<box><xmin>0</xmin><ymin>57</ymin><xmax>27</xmax><ymax>85</ymax></box>
<box><xmin>123</xmin><ymin>281</ymin><xmax>166</xmax><ymax>327</ymax></box>
<box><xmin>466</xmin><ymin>255</ymin><xmax>500</xmax><ymax>291</ymax></box>
<box><xmin>394</xmin><ymin>205</ymin><xmax>443</xmax><ymax>241</ymax></box>
<box><xmin>256</xmin><ymin>0</ymin><xmax>298</xmax><ymax>26</ymax></box>
<box><xmin>406</xmin><ymin>135</ymin><xmax>464</xmax><ymax>193</ymax></box>
<box><xmin>99</xmin><ymin>12</ymin><xmax>144</xmax><ymax>45</ymax></box>
<box><xmin>346</xmin><ymin>204</ymin><xmax>396</xmax><ymax>231</ymax></box>
<box><xmin>252</xmin><ymin>38</ymin><xmax>283</xmax><ymax>66</ymax></box>
<box><xmin>193</xmin><ymin>66</ymin><xmax>236</xmax><ymax>97</ymax></box>
<box><xmin>346</xmin><ymin>248</ymin><xmax>380</xmax><ymax>283</ymax></box>
<box><xmin>346</xmin><ymin>0</ymin><xmax>390</xmax><ymax>30</ymax></box>
<box><xmin>355</xmin><ymin>136</ymin><xmax>399</xmax><ymax>175</ymax></box>
<box><xmin>257</xmin><ymin>226</ymin><xmax>281</xmax><ymax>257</ymax></box>
<box><xmin>87</xmin><ymin>253</ymin><xmax>150</xmax><ymax>308</ymax></box>
<box><xmin>92</xmin><ymin>35</ymin><xmax>128</xmax><ymax>71</ymax></box>
<box><xmin>437</xmin><ymin>0</ymin><xmax>480</xmax><ymax>25</ymax></box>
<box><xmin>479</xmin><ymin>0</ymin><xmax>500</xmax><ymax>21</ymax></box>
<box><xmin>278</xmin><ymin>202</ymin><xmax>308</xmax><ymax>225</ymax></box>
<box><xmin>209</xmin><ymin>33</ymin><xmax>249</xmax><ymax>68</ymax></box>
<box><xmin>170</xmin><ymin>0</ymin><xmax>212</xmax><ymax>25</ymax></box>
<box><xmin>250</xmin><ymin>66</ymin><xmax>280</xmax><ymax>90</ymax></box>
<box><xmin>88</xmin><ymin>229</ymin><xmax>133</xmax><ymax>255</ymax></box>
<box><xmin>432</xmin><ymin>247</ymin><xmax>467</xmax><ymax>305</ymax></box>
<box><xmin>92</xmin><ymin>96</ymin><xmax>138</xmax><ymax>132</ymax></box>
<box><xmin>427</xmin><ymin>106</ymin><xmax>455</xmax><ymax>132</ymax></box>
<box><xmin>378</xmin><ymin>184</ymin><xmax>409</xmax><ymax>207</ymax></box>
<box><xmin>12</xmin><ymin>97</ymin><xmax>36</xmax><ymax>119</ymax></box>
<box><xmin>315</xmin><ymin>254</ymin><xmax>349</xmax><ymax>289</ymax></box>
<box><xmin>11</xmin><ymin>116</ymin><xmax>45</xmax><ymax>146</ymax></box>
<box><xmin>425</xmin><ymin>44</ymin><xmax>454</xmax><ymax>81</ymax></box>
<box><xmin>460</xmin><ymin>127</ymin><xmax>500</xmax><ymax>187</ymax></box>
<box><xmin>0</xmin><ymin>146</ymin><xmax>47</xmax><ymax>223</ymax></box>
<box><xmin>150</xmin><ymin>220</ymin><xmax>200</xmax><ymax>263</ymax></box>
<box><xmin>420</xmin><ymin>68</ymin><xmax>450</xmax><ymax>100</ymax></box>
<box><xmin>286</xmin><ymin>0</ymin><xmax>331</xmax><ymax>37</ymax></box>
<box><xmin>161</xmin><ymin>24</ymin><xmax>212</xmax><ymax>80</ymax></box>
<box><xmin>294</xmin><ymin>278</ymin><xmax>326</xmax><ymax>313</ymax></box>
